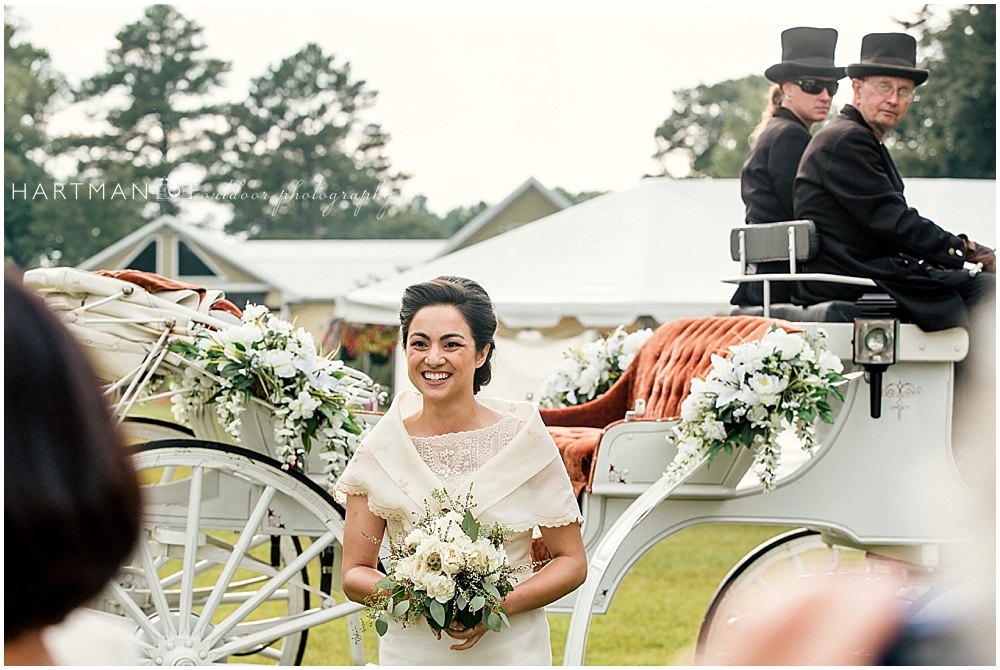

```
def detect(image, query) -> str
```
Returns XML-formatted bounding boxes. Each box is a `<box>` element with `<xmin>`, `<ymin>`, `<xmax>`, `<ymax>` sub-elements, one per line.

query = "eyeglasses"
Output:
<box><xmin>793</xmin><ymin>78</ymin><xmax>839</xmax><ymax>96</ymax></box>
<box><xmin>866</xmin><ymin>80</ymin><xmax>914</xmax><ymax>101</ymax></box>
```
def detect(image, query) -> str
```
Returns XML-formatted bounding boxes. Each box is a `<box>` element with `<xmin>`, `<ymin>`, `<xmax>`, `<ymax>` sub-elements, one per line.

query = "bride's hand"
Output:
<box><xmin>444</xmin><ymin>621</ymin><xmax>487</xmax><ymax>650</ymax></box>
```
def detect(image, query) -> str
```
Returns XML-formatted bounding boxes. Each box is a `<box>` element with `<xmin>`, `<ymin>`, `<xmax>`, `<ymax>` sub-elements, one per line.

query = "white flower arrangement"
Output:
<box><xmin>169</xmin><ymin>304</ymin><xmax>371</xmax><ymax>483</ymax></box>
<box><xmin>539</xmin><ymin>326</ymin><xmax>654</xmax><ymax>408</ymax></box>
<box><xmin>666</xmin><ymin>326</ymin><xmax>850</xmax><ymax>491</ymax></box>
<box><xmin>367</xmin><ymin>489</ymin><xmax>519</xmax><ymax>637</ymax></box>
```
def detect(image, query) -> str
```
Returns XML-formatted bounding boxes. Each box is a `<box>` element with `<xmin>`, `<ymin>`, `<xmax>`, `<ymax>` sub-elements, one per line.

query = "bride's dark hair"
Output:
<box><xmin>399</xmin><ymin>276</ymin><xmax>497</xmax><ymax>394</ymax></box>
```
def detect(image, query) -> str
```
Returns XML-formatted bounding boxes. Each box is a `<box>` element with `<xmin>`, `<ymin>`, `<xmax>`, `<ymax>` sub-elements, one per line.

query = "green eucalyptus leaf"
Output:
<box><xmin>470</xmin><ymin>595</ymin><xmax>486</xmax><ymax>611</ymax></box>
<box><xmin>429</xmin><ymin>599</ymin><xmax>446</xmax><ymax>627</ymax></box>
<box><xmin>462</xmin><ymin>511</ymin><xmax>479</xmax><ymax>541</ymax></box>
<box><xmin>375</xmin><ymin>613</ymin><xmax>388</xmax><ymax>636</ymax></box>
<box><xmin>393</xmin><ymin>600</ymin><xmax>410</xmax><ymax>617</ymax></box>
<box><xmin>485</xmin><ymin>610</ymin><xmax>501</xmax><ymax>633</ymax></box>
<box><xmin>483</xmin><ymin>582</ymin><xmax>501</xmax><ymax>600</ymax></box>
<box><xmin>220</xmin><ymin>363</ymin><xmax>242</xmax><ymax>378</ymax></box>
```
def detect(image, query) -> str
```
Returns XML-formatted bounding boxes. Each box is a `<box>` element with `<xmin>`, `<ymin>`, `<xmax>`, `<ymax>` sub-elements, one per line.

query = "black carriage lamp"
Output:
<box><xmin>852</xmin><ymin>294</ymin><xmax>899</xmax><ymax>419</ymax></box>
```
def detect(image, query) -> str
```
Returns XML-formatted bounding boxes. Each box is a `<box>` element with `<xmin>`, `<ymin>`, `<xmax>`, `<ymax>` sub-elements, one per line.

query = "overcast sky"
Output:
<box><xmin>10</xmin><ymin>3</ymin><xmax>935</xmax><ymax>216</ymax></box>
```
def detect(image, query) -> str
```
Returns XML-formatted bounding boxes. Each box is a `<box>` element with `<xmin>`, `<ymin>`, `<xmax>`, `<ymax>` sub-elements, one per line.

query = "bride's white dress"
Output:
<box><xmin>334</xmin><ymin>391</ymin><xmax>582</xmax><ymax>666</ymax></box>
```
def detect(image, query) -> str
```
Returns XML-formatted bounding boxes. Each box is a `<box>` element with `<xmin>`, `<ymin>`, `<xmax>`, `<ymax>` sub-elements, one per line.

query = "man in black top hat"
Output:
<box><xmin>732</xmin><ymin>27</ymin><xmax>845</xmax><ymax>307</ymax></box>
<box><xmin>793</xmin><ymin>32</ymin><xmax>995</xmax><ymax>331</ymax></box>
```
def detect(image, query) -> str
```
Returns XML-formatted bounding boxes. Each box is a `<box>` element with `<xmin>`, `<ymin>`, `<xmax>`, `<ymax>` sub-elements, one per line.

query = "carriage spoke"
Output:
<box><xmin>204</xmin><ymin>530</ymin><xmax>337</xmax><ymax>648</ymax></box>
<box><xmin>177</xmin><ymin>465</ymin><xmax>204</xmax><ymax>633</ymax></box>
<box><xmin>139</xmin><ymin>534</ymin><xmax>175</xmax><ymax>636</ymax></box>
<box><xmin>192</xmin><ymin>485</ymin><xmax>277</xmax><ymax>637</ymax></box>
<box><xmin>110</xmin><ymin>581</ymin><xmax>163</xmax><ymax>643</ymax></box>
<box><xmin>160</xmin><ymin>559</ymin><xmax>209</xmax><ymax>589</ymax></box>
<box><xmin>209</xmin><ymin>599</ymin><xmax>362</xmax><ymax>661</ymax></box>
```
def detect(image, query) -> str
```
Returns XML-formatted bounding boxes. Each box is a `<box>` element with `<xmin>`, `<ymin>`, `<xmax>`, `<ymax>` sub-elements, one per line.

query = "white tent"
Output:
<box><xmin>338</xmin><ymin>177</ymin><xmax>996</xmax><ymax>328</ymax></box>
<box><xmin>337</xmin><ymin>177</ymin><xmax>995</xmax><ymax>400</ymax></box>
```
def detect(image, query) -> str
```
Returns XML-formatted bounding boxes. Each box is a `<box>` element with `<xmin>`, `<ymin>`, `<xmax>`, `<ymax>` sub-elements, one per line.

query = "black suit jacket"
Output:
<box><xmin>793</xmin><ymin>105</ymin><xmax>969</xmax><ymax>330</ymax></box>
<box><xmin>732</xmin><ymin>107</ymin><xmax>812</xmax><ymax>306</ymax></box>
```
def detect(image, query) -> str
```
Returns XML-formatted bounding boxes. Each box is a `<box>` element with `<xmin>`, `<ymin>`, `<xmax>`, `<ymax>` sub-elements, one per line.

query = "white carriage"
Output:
<box><xmin>538</xmin><ymin>220</ymin><xmax>985</xmax><ymax>664</ymax></box>
<box><xmin>24</xmin><ymin>267</ymin><xmax>380</xmax><ymax>665</ymax></box>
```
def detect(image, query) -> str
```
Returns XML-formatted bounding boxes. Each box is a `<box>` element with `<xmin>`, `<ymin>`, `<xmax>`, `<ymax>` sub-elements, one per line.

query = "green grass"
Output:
<box><xmin>299</xmin><ymin>524</ymin><xmax>791</xmax><ymax>666</ymax></box>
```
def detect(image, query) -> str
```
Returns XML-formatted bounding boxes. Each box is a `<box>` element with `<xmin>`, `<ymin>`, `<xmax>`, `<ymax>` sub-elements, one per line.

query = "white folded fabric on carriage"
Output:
<box><xmin>24</xmin><ymin>268</ymin><xmax>237</xmax><ymax>383</ymax></box>
<box><xmin>24</xmin><ymin>268</ymin><xmax>238</xmax><ymax>330</ymax></box>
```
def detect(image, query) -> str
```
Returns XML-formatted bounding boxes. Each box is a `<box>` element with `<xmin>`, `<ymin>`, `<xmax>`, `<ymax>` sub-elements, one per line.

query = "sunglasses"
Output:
<box><xmin>793</xmin><ymin>78</ymin><xmax>839</xmax><ymax>96</ymax></box>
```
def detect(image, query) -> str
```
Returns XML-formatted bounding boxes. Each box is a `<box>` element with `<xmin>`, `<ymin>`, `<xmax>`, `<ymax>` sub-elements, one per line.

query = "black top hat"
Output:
<box><xmin>846</xmin><ymin>33</ymin><xmax>929</xmax><ymax>85</ymax></box>
<box><xmin>764</xmin><ymin>27</ymin><xmax>846</xmax><ymax>82</ymax></box>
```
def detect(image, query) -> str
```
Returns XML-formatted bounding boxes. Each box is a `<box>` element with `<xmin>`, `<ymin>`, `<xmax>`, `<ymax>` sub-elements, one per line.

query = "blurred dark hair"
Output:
<box><xmin>399</xmin><ymin>276</ymin><xmax>497</xmax><ymax>394</ymax></box>
<box><xmin>4</xmin><ymin>273</ymin><xmax>141</xmax><ymax>640</ymax></box>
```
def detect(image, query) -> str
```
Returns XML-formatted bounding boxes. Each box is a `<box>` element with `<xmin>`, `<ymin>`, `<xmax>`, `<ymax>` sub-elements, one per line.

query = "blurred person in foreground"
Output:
<box><xmin>4</xmin><ymin>272</ymin><xmax>142</xmax><ymax>665</ymax></box>
<box><xmin>733</xmin><ymin>26</ymin><xmax>845</xmax><ymax>307</ymax></box>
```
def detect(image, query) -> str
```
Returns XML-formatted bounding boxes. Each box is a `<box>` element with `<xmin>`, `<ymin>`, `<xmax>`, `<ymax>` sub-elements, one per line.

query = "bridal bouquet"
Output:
<box><xmin>168</xmin><ymin>304</ymin><xmax>370</xmax><ymax>479</ymax></box>
<box><xmin>367</xmin><ymin>489</ymin><xmax>516</xmax><ymax>637</ymax></box>
<box><xmin>666</xmin><ymin>326</ymin><xmax>850</xmax><ymax>491</ymax></box>
<box><xmin>539</xmin><ymin>326</ymin><xmax>654</xmax><ymax>408</ymax></box>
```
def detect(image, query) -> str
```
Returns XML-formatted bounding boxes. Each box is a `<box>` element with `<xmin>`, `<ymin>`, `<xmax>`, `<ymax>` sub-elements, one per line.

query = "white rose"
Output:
<box><xmin>241</xmin><ymin>304</ymin><xmax>269</xmax><ymax>321</ymax></box>
<box><xmin>818</xmin><ymin>349</ymin><xmax>844</xmax><ymax>374</ymax></box>
<box><xmin>420</xmin><ymin>573</ymin><xmax>456</xmax><ymax>603</ymax></box>
<box><xmin>438</xmin><ymin>542</ymin><xmax>465</xmax><ymax>575</ymax></box>
<box><xmin>261</xmin><ymin>349</ymin><xmax>297</xmax><ymax>378</ymax></box>
<box><xmin>394</xmin><ymin>555</ymin><xmax>417</xmax><ymax>582</ymax></box>
<box><xmin>219</xmin><ymin>323</ymin><xmax>263</xmax><ymax>346</ymax></box>
<box><xmin>763</xmin><ymin>329</ymin><xmax>804</xmax><ymax>360</ymax></box>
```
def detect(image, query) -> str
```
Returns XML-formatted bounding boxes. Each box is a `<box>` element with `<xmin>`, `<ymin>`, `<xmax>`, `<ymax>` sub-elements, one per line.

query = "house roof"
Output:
<box><xmin>433</xmin><ymin>177</ymin><xmax>572</xmax><ymax>258</ymax></box>
<box><xmin>236</xmin><ymin>238</ymin><xmax>446</xmax><ymax>302</ymax></box>
<box><xmin>76</xmin><ymin>215</ymin><xmax>445</xmax><ymax>303</ymax></box>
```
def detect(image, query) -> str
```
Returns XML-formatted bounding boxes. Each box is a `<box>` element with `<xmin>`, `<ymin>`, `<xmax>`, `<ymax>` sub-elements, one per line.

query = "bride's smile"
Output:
<box><xmin>405</xmin><ymin>304</ymin><xmax>489</xmax><ymax>403</ymax></box>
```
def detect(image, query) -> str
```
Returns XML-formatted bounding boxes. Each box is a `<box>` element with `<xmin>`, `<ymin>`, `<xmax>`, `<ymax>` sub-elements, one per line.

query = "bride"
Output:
<box><xmin>335</xmin><ymin>276</ymin><xmax>587</xmax><ymax>665</ymax></box>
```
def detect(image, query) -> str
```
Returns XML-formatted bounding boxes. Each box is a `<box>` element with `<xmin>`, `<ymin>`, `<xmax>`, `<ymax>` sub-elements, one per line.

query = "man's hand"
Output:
<box><xmin>960</xmin><ymin>235</ymin><xmax>996</xmax><ymax>273</ymax></box>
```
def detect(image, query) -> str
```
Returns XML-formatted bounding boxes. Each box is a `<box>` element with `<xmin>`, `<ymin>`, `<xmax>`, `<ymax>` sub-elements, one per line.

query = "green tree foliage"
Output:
<box><xmin>204</xmin><ymin>43</ymin><xmax>412</xmax><ymax>239</ymax></box>
<box><xmin>653</xmin><ymin>75</ymin><xmax>772</xmax><ymax>178</ymax></box>
<box><xmin>368</xmin><ymin>195</ymin><xmax>447</xmax><ymax>239</ymax></box>
<box><xmin>5</xmin><ymin>16</ymin><xmax>60</xmax><ymax>266</ymax></box>
<box><xmin>888</xmin><ymin>4</ymin><xmax>996</xmax><ymax>178</ymax></box>
<box><xmin>554</xmin><ymin>187</ymin><xmax>607</xmax><ymax>205</ymax></box>
<box><xmin>66</xmin><ymin>5</ymin><xmax>230</xmax><ymax>191</ymax></box>
<box><xmin>5</xmin><ymin>12</ymin><xmax>154</xmax><ymax>269</ymax></box>
<box><xmin>27</xmin><ymin>164</ymin><xmax>152</xmax><ymax>268</ymax></box>
<box><xmin>440</xmin><ymin>201</ymin><xmax>489</xmax><ymax>237</ymax></box>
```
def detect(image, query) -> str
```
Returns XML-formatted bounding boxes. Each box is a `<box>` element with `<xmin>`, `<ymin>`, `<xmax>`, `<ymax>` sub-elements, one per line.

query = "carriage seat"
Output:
<box><xmin>726</xmin><ymin>220</ymin><xmax>876</xmax><ymax>323</ymax></box>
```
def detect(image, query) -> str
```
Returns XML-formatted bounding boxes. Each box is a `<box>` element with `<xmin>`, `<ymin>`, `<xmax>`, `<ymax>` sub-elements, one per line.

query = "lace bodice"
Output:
<box><xmin>409</xmin><ymin>415</ymin><xmax>520</xmax><ymax>486</ymax></box>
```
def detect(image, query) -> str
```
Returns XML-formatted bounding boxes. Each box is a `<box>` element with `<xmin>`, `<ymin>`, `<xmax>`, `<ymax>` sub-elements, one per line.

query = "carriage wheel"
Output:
<box><xmin>123</xmin><ymin>415</ymin><xmax>195</xmax><ymax>442</ymax></box>
<box><xmin>102</xmin><ymin>440</ymin><xmax>365</xmax><ymax>665</ymax></box>
<box><xmin>695</xmin><ymin>528</ymin><xmax>924</xmax><ymax>664</ymax></box>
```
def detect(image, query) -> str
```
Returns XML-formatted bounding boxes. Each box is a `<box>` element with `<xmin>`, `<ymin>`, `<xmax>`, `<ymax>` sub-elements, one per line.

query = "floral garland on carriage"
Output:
<box><xmin>539</xmin><ymin>326</ymin><xmax>654</xmax><ymax>408</ymax></box>
<box><xmin>665</xmin><ymin>326</ymin><xmax>852</xmax><ymax>491</ymax></box>
<box><xmin>169</xmin><ymin>304</ymin><xmax>372</xmax><ymax>486</ymax></box>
